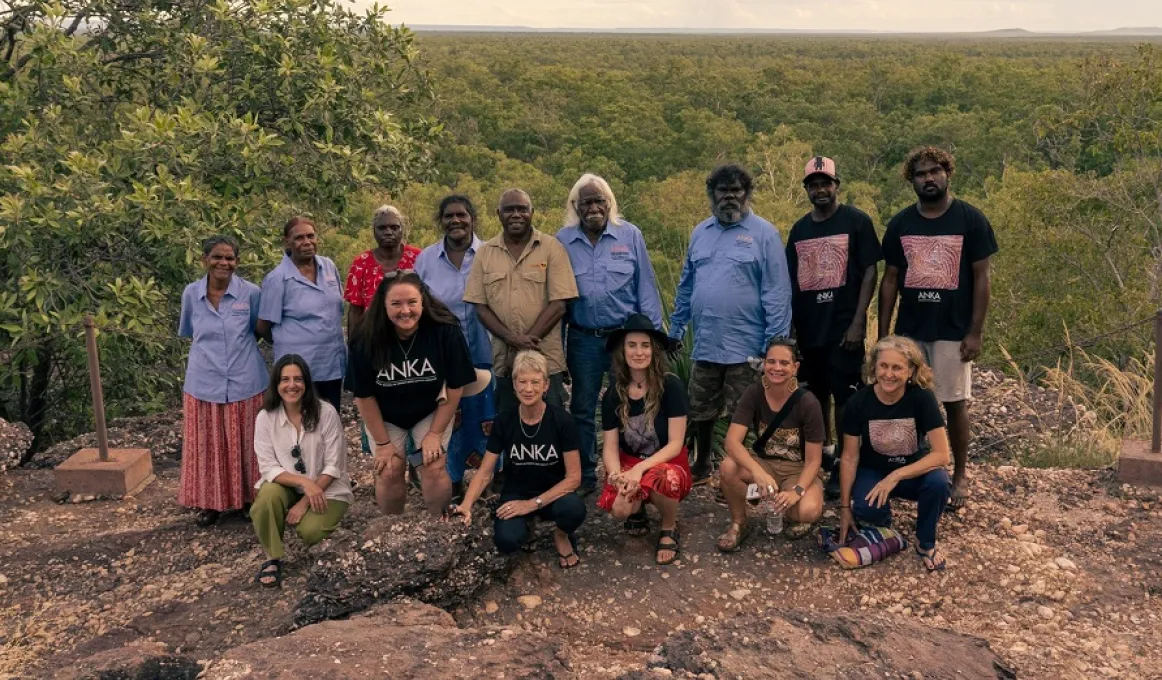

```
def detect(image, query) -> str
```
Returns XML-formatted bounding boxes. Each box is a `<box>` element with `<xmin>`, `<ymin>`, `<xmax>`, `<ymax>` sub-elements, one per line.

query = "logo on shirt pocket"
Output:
<box><xmin>230</xmin><ymin>301</ymin><xmax>250</xmax><ymax>315</ymax></box>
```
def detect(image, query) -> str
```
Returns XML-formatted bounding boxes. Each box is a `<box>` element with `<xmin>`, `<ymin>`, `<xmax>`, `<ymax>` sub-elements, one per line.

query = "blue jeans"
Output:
<box><xmin>851</xmin><ymin>466</ymin><xmax>950</xmax><ymax>550</ymax></box>
<box><xmin>566</xmin><ymin>328</ymin><xmax>611</xmax><ymax>488</ymax></box>
<box><xmin>493</xmin><ymin>491</ymin><xmax>587</xmax><ymax>555</ymax></box>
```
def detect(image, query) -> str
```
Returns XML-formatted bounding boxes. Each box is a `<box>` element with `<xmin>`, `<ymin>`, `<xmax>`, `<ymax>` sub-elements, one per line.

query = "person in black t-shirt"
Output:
<box><xmin>348</xmin><ymin>272</ymin><xmax>483</xmax><ymax>517</ymax></box>
<box><xmin>878</xmin><ymin>146</ymin><xmax>998</xmax><ymax>512</ymax></box>
<box><xmin>786</xmin><ymin>156</ymin><xmax>882</xmax><ymax>495</ymax></box>
<box><xmin>838</xmin><ymin>336</ymin><xmax>952</xmax><ymax>572</ymax></box>
<box><xmin>594</xmin><ymin>314</ymin><xmax>691</xmax><ymax>566</ymax></box>
<box><xmin>451</xmin><ymin>350</ymin><xmax>586</xmax><ymax>569</ymax></box>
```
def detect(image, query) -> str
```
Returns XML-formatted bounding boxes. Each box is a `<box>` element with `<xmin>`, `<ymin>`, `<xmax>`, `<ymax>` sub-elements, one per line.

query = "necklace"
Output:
<box><xmin>519</xmin><ymin>404</ymin><xmax>545</xmax><ymax>439</ymax></box>
<box><xmin>396</xmin><ymin>329</ymin><xmax>418</xmax><ymax>359</ymax></box>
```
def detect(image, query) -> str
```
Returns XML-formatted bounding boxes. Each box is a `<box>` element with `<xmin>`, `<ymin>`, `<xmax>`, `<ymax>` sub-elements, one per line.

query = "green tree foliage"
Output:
<box><xmin>0</xmin><ymin>0</ymin><xmax>440</xmax><ymax>450</ymax></box>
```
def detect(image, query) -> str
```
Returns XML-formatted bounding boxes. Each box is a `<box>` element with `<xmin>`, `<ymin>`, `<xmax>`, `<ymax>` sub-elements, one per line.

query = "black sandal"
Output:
<box><xmin>557</xmin><ymin>532</ymin><xmax>580</xmax><ymax>570</ymax></box>
<box><xmin>624</xmin><ymin>508</ymin><xmax>649</xmax><ymax>537</ymax></box>
<box><xmin>195</xmin><ymin>509</ymin><xmax>220</xmax><ymax>527</ymax></box>
<box><xmin>655</xmin><ymin>526</ymin><xmax>681</xmax><ymax>566</ymax></box>
<box><xmin>255</xmin><ymin>559</ymin><xmax>282</xmax><ymax>587</ymax></box>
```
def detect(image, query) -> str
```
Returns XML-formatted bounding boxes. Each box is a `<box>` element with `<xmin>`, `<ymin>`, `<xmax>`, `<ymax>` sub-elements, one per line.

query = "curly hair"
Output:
<box><xmin>863</xmin><ymin>336</ymin><xmax>934</xmax><ymax>390</ymax></box>
<box><xmin>901</xmin><ymin>146</ymin><xmax>956</xmax><ymax>181</ymax></box>
<box><xmin>705</xmin><ymin>163</ymin><xmax>754</xmax><ymax>201</ymax></box>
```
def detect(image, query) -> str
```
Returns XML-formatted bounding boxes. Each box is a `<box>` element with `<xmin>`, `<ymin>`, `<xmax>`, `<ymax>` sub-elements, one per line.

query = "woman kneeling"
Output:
<box><xmin>596</xmin><ymin>314</ymin><xmax>691</xmax><ymax>565</ymax></box>
<box><xmin>717</xmin><ymin>338</ymin><xmax>826</xmax><ymax>552</ymax></box>
<box><xmin>838</xmin><ymin>336</ymin><xmax>952</xmax><ymax>572</ymax></box>
<box><xmin>451</xmin><ymin>351</ymin><xmax>586</xmax><ymax>569</ymax></box>
<box><xmin>251</xmin><ymin>355</ymin><xmax>352</xmax><ymax>586</ymax></box>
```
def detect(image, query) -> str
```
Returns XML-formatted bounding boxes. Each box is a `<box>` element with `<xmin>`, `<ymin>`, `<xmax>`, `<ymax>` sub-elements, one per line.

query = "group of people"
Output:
<box><xmin>177</xmin><ymin>145</ymin><xmax>996</xmax><ymax>584</ymax></box>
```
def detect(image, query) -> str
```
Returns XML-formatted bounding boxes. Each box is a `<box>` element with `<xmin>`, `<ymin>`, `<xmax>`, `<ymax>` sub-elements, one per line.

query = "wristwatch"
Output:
<box><xmin>793</xmin><ymin>485</ymin><xmax>805</xmax><ymax>497</ymax></box>
<box><xmin>534</xmin><ymin>497</ymin><xmax>543</xmax><ymax>508</ymax></box>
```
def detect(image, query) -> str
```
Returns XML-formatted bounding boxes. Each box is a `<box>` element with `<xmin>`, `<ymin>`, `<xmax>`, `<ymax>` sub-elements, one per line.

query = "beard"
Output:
<box><xmin>915</xmin><ymin>183</ymin><xmax>948</xmax><ymax>204</ymax></box>
<box><xmin>713</xmin><ymin>200</ymin><xmax>745</xmax><ymax>224</ymax></box>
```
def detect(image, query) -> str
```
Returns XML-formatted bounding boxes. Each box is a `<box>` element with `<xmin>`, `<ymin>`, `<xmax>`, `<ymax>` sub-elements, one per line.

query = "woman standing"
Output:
<box><xmin>596</xmin><ymin>314</ymin><xmax>691</xmax><ymax>566</ymax></box>
<box><xmin>414</xmin><ymin>195</ymin><xmax>496</xmax><ymax>500</ymax></box>
<box><xmin>347</xmin><ymin>272</ymin><xmax>480</xmax><ymax>516</ymax></box>
<box><xmin>838</xmin><ymin>336</ymin><xmax>952</xmax><ymax>572</ymax></box>
<box><xmin>178</xmin><ymin>236</ymin><xmax>268</xmax><ymax>527</ymax></box>
<box><xmin>257</xmin><ymin>216</ymin><xmax>346</xmax><ymax>412</ymax></box>
<box><xmin>716</xmin><ymin>338</ymin><xmax>826</xmax><ymax>552</ymax></box>
<box><xmin>450</xmin><ymin>350</ymin><xmax>586</xmax><ymax>569</ymax></box>
<box><xmin>345</xmin><ymin>205</ymin><xmax>422</xmax><ymax>334</ymax></box>
<box><xmin>251</xmin><ymin>355</ymin><xmax>352</xmax><ymax>587</ymax></box>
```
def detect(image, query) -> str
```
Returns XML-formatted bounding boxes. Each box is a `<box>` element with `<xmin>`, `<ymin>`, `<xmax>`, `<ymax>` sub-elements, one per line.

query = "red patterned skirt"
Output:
<box><xmin>597</xmin><ymin>448</ymin><xmax>693</xmax><ymax>511</ymax></box>
<box><xmin>178</xmin><ymin>392</ymin><xmax>263</xmax><ymax>511</ymax></box>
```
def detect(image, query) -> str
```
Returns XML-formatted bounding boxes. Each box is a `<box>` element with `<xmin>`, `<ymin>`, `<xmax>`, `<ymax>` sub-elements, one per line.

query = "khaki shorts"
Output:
<box><xmin>917</xmin><ymin>340</ymin><xmax>972</xmax><ymax>403</ymax></box>
<box><xmin>754</xmin><ymin>457</ymin><xmax>826</xmax><ymax>487</ymax></box>
<box><xmin>385</xmin><ymin>413</ymin><xmax>453</xmax><ymax>467</ymax></box>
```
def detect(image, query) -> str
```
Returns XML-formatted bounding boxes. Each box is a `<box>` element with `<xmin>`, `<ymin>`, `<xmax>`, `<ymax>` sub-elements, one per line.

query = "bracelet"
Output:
<box><xmin>375</xmin><ymin>440</ymin><xmax>390</xmax><ymax>447</ymax></box>
<box><xmin>839</xmin><ymin>504</ymin><xmax>851</xmax><ymax>509</ymax></box>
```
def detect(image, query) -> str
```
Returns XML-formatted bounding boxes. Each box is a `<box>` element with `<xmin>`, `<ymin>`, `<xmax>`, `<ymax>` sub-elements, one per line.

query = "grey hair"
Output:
<box><xmin>372</xmin><ymin>204</ymin><xmax>407</xmax><ymax>229</ymax></box>
<box><xmin>563</xmin><ymin>174</ymin><xmax>622</xmax><ymax>228</ymax></box>
<box><xmin>511</xmin><ymin>349</ymin><xmax>550</xmax><ymax>383</ymax></box>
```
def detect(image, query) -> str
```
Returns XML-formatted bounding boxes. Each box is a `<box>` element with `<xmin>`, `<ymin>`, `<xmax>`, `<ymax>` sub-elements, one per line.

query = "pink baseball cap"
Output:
<box><xmin>803</xmin><ymin>156</ymin><xmax>839</xmax><ymax>182</ymax></box>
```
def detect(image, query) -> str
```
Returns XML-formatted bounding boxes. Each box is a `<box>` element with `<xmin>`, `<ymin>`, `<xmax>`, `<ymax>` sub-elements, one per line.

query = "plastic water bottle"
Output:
<box><xmin>765</xmin><ymin>498</ymin><xmax>784</xmax><ymax>536</ymax></box>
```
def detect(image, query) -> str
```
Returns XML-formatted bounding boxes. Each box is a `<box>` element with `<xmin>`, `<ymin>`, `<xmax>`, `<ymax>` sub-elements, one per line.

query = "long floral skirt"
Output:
<box><xmin>178</xmin><ymin>392</ymin><xmax>263</xmax><ymax>511</ymax></box>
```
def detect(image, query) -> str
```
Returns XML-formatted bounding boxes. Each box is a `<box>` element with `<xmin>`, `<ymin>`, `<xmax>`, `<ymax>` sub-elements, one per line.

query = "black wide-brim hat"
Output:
<box><xmin>605</xmin><ymin>313</ymin><xmax>676</xmax><ymax>353</ymax></box>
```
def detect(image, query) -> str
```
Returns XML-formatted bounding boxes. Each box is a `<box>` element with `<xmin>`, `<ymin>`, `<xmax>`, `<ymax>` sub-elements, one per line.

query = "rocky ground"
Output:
<box><xmin>1</xmin><ymin>370</ymin><xmax>1160</xmax><ymax>678</ymax></box>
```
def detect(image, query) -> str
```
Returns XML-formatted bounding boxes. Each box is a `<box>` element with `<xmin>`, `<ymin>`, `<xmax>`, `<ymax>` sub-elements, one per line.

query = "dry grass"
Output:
<box><xmin>1022</xmin><ymin>327</ymin><xmax>1154</xmax><ymax>468</ymax></box>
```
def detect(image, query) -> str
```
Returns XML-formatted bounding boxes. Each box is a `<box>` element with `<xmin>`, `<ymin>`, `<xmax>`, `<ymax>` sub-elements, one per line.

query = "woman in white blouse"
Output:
<box><xmin>250</xmin><ymin>354</ymin><xmax>352</xmax><ymax>587</ymax></box>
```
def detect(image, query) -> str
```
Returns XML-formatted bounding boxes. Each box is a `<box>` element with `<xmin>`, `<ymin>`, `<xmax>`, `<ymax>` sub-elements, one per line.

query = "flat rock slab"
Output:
<box><xmin>205</xmin><ymin>600</ymin><xmax>568</xmax><ymax>679</ymax></box>
<box><xmin>620</xmin><ymin>608</ymin><xmax>1015</xmax><ymax>680</ymax></box>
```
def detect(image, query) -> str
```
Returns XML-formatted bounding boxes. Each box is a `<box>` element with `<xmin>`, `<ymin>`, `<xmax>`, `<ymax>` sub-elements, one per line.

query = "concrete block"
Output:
<box><xmin>1116</xmin><ymin>439</ymin><xmax>1162</xmax><ymax>488</ymax></box>
<box><xmin>54</xmin><ymin>448</ymin><xmax>154</xmax><ymax>497</ymax></box>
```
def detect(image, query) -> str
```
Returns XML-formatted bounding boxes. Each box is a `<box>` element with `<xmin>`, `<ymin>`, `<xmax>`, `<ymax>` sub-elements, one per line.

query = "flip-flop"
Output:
<box><xmin>655</xmin><ymin>526</ymin><xmax>681</xmax><ymax>566</ymax></box>
<box><xmin>255</xmin><ymin>559</ymin><xmax>282</xmax><ymax>587</ymax></box>
<box><xmin>556</xmin><ymin>533</ymin><xmax>580</xmax><ymax>570</ymax></box>
<box><xmin>945</xmin><ymin>483</ymin><xmax>968</xmax><ymax>513</ymax></box>
<box><xmin>916</xmin><ymin>546</ymin><xmax>947</xmax><ymax>572</ymax></box>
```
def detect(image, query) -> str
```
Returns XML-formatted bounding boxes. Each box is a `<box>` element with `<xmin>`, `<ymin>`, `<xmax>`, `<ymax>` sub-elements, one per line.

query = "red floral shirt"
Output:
<box><xmin>343</xmin><ymin>246</ymin><xmax>422</xmax><ymax>310</ymax></box>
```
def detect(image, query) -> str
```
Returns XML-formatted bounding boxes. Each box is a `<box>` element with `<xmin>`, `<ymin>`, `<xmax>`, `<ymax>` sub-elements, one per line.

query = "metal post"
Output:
<box><xmin>1153</xmin><ymin>310</ymin><xmax>1162</xmax><ymax>454</ymax></box>
<box><xmin>84</xmin><ymin>315</ymin><xmax>110</xmax><ymax>462</ymax></box>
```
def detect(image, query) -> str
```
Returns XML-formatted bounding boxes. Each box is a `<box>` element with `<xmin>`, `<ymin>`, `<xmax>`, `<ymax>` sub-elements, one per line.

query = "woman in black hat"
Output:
<box><xmin>596</xmin><ymin>313</ymin><xmax>691</xmax><ymax>565</ymax></box>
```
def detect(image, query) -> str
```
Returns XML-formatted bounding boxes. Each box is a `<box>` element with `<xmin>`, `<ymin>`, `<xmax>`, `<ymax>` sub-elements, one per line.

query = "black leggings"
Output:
<box><xmin>314</xmin><ymin>379</ymin><xmax>343</xmax><ymax>414</ymax></box>
<box><xmin>493</xmin><ymin>491</ymin><xmax>586</xmax><ymax>554</ymax></box>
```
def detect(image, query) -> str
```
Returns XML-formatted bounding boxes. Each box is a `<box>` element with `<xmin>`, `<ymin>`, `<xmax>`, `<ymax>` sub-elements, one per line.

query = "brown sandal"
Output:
<box><xmin>715</xmin><ymin>522</ymin><xmax>752</xmax><ymax>553</ymax></box>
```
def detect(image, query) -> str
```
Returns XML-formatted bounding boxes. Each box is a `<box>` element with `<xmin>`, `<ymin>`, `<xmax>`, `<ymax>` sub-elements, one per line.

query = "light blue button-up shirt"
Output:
<box><xmin>258</xmin><ymin>254</ymin><xmax>347</xmax><ymax>382</ymax></box>
<box><xmin>556</xmin><ymin>219</ymin><xmax>664</xmax><ymax>331</ymax></box>
<box><xmin>178</xmin><ymin>274</ymin><xmax>268</xmax><ymax>404</ymax></box>
<box><xmin>668</xmin><ymin>211</ymin><xmax>793</xmax><ymax>364</ymax></box>
<box><xmin>414</xmin><ymin>235</ymin><xmax>493</xmax><ymax>367</ymax></box>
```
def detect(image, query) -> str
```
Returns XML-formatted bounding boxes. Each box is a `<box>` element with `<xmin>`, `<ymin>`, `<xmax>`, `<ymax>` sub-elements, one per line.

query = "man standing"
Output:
<box><xmin>786</xmin><ymin>157</ymin><xmax>882</xmax><ymax>495</ymax></box>
<box><xmin>879</xmin><ymin>147</ymin><xmax>998</xmax><ymax>511</ymax></box>
<box><xmin>669</xmin><ymin>164</ymin><xmax>793</xmax><ymax>484</ymax></box>
<box><xmin>465</xmin><ymin>189</ymin><xmax>579</xmax><ymax>414</ymax></box>
<box><xmin>557</xmin><ymin>173</ymin><xmax>664</xmax><ymax>495</ymax></box>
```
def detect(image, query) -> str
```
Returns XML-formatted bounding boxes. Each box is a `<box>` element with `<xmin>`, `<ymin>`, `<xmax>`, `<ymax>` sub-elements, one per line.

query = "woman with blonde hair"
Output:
<box><xmin>451</xmin><ymin>350</ymin><xmax>586</xmax><ymax>569</ymax></box>
<box><xmin>837</xmin><ymin>335</ymin><xmax>952</xmax><ymax>571</ymax></box>
<box><xmin>596</xmin><ymin>314</ymin><xmax>690</xmax><ymax>565</ymax></box>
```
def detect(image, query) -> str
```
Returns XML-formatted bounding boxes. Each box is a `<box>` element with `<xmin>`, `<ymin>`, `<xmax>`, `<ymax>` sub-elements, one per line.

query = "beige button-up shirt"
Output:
<box><xmin>464</xmin><ymin>229</ymin><xmax>578</xmax><ymax>376</ymax></box>
<box><xmin>253</xmin><ymin>402</ymin><xmax>354</xmax><ymax>504</ymax></box>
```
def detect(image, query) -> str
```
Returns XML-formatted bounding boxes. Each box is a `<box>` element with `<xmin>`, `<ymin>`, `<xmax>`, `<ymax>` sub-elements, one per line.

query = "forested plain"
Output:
<box><xmin>2</xmin><ymin>4</ymin><xmax>1160</xmax><ymax>451</ymax></box>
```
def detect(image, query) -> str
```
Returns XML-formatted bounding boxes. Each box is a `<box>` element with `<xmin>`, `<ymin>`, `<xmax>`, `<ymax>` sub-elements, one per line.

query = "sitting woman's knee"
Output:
<box><xmin>609</xmin><ymin>495</ymin><xmax>638</xmax><ymax>521</ymax></box>
<box><xmin>296</xmin><ymin>524</ymin><xmax>326</xmax><ymax>546</ymax></box>
<box><xmin>493</xmin><ymin>530</ymin><xmax>524</xmax><ymax>555</ymax></box>
<box><xmin>719</xmin><ymin>456</ymin><xmax>739</xmax><ymax>480</ymax></box>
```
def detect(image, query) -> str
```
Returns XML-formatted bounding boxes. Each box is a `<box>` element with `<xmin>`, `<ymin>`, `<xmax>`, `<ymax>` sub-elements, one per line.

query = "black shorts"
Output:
<box><xmin>799</xmin><ymin>344</ymin><xmax>865</xmax><ymax>406</ymax></box>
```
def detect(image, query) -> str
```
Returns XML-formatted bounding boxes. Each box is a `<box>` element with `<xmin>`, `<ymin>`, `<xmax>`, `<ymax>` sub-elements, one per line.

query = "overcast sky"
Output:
<box><xmin>365</xmin><ymin>0</ymin><xmax>1161</xmax><ymax>33</ymax></box>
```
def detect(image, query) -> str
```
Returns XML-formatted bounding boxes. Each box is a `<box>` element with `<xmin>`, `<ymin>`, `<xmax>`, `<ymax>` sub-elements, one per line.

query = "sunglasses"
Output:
<box><xmin>291</xmin><ymin>444</ymin><xmax>306</xmax><ymax>474</ymax></box>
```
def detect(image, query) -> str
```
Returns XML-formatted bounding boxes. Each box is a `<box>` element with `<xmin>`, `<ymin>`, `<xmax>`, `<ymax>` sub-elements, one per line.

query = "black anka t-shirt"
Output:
<box><xmin>346</xmin><ymin>321</ymin><xmax>476</xmax><ymax>430</ymax></box>
<box><xmin>601</xmin><ymin>373</ymin><xmax>689</xmax><ymax>458</ymax></box>
<box><xmin>786</xmin><ymin>204</ymin><xmax>883</xmax><ymax>348</ymax></box>
<box><xmin>883</xmin><ymin>199</ymin><xmax>999</xmax><ymax>343</ymax></box>
<box><xmin>487</xmin><ymin>403</ymin><xmax>580</xmax><ymax>497</ymax></box>
<box><xmin>842</xmin><ymin>384</ymin><xmax>946</xmax><ymax>472</ymax></box>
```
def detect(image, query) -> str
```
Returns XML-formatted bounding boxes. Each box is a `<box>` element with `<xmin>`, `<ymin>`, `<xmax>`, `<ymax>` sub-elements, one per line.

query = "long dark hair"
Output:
<box><xmin>610</xmin><ymin>334</ymin><xmax>670</xmax><ymax>431</ymax></box>
<box><xmin>354</xmin><ymin>271</ymin><xmax>461</xmax><ymax>369</ymax></box>
<box><xmin>263</xmin><ymin>354</ymin><xmax>321</xmax><ymax>432</ymax></box>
